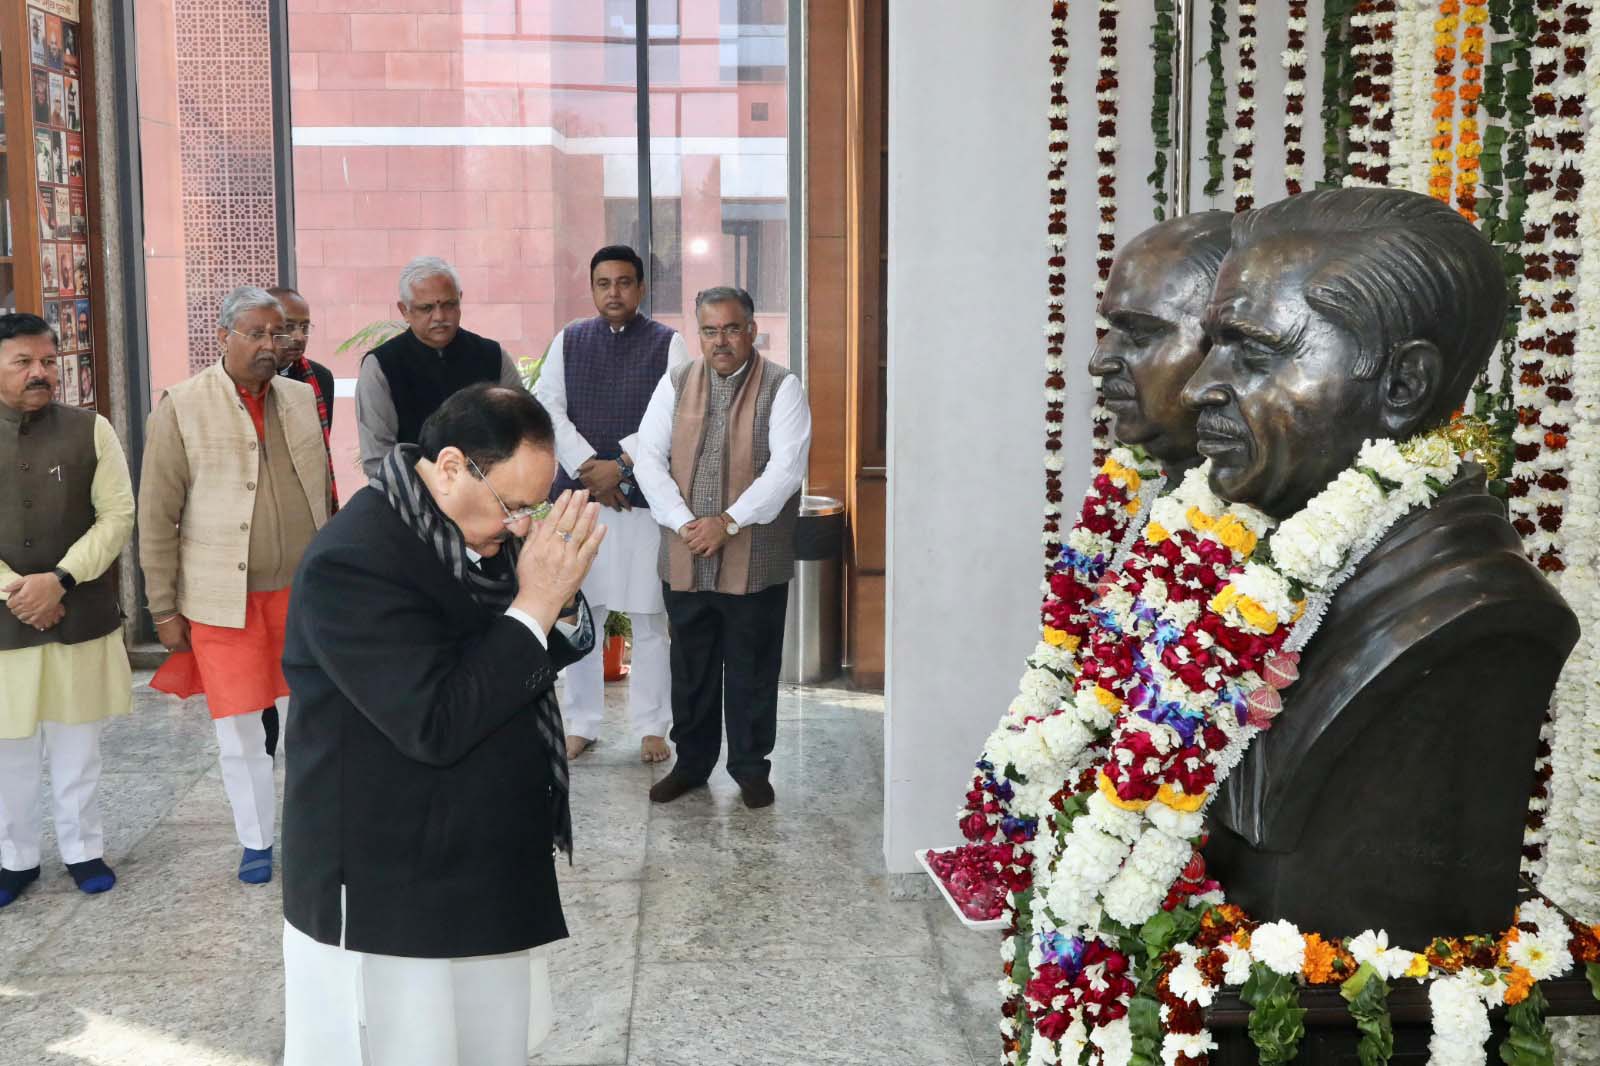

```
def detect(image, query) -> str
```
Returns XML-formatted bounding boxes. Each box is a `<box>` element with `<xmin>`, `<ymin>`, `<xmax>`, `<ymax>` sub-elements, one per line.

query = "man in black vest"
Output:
<box><xmin>0</xmin><ymin>312</ymin><xmax>134</xmax><ymax>907</ymax></box>
<box><xmin>535</xmin><ymin>245</ymin><xmax>686</xmax><ymax>764</ymax></box>
<box><xmin>281</xmin><ymin>385</ymin><xmax>603</xmax><ymax>1065</ymax></box>
<box><xmin>355</xmin><ymin>256</ymin><xmax>527</xmax><ymax>482</ymax></box>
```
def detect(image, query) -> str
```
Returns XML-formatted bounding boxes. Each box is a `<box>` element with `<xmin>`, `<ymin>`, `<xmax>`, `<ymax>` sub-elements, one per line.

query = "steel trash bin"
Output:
<box><xmin>780</xmin><ymin>495</ymin><xmax>845</xmax><ymax>684</ymax></box>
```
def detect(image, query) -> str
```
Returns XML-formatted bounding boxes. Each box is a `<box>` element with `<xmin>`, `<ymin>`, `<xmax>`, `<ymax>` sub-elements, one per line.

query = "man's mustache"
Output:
<box><xmin>25</xmin><ymin>379</ymin><xmax>51</xmax><ymax>390</ymax></box>
<box><xmin>1196</xmin><ymin>409</ymin><xmax>1250</xmax><ymax>440</ymax></box>
<box><xmin>1099</xmin><ymin>376</ymin><xmax>1137</xmax><ymax>400</ymax></box>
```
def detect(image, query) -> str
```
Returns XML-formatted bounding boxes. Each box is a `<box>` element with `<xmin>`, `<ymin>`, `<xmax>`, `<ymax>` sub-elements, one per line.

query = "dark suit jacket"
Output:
<box><xmin>281</xmin><ymin>486</ymin><xmax>583</xmax><ymax>959</ymax></box>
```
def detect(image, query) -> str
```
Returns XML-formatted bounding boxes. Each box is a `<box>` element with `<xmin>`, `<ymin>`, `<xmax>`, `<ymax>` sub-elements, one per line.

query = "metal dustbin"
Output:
<box><xmin>780</xmin><ymin>495</ymin><xmax>845</xmax><ymax>684</ymax></box>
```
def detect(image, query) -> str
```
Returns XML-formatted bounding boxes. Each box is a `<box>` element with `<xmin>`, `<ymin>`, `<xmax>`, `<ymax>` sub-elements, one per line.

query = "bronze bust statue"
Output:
<box><xmin>1089</xmin><ymin>210</ymin><xmax>1232</xmax><ymax>477</ymax></box>
<box><xmin>1185</xmin><ymin>188</ymin><xmax>1578</xmax><ymax>946</ymax></box>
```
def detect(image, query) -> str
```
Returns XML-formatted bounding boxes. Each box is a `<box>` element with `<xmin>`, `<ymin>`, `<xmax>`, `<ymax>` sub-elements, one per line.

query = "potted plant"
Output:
<box><xmin>603</xmin><ymin>611</ymin><xmax>631</xmax><ymax>682</ymax></box>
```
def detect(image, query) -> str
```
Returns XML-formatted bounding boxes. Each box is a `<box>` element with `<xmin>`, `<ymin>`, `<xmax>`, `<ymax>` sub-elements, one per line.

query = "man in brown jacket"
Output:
<box><xmin>138</xmin><ymin>286</ymin><xmax>330</xmax><ymax>885</ymax></box>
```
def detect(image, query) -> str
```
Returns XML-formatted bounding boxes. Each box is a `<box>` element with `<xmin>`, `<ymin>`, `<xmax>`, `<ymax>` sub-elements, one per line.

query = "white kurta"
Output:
<box><xmin>533</xmin><ymin>322</ymin><xmax>689</xmax><ymax>615</ymax></box>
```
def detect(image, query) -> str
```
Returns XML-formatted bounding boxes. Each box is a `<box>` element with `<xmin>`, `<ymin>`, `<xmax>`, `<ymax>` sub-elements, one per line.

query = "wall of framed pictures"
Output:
<box><xmin>1</xmin><ymin>0</ymin><xmax>104</xmax><ymax>411</ymax></box>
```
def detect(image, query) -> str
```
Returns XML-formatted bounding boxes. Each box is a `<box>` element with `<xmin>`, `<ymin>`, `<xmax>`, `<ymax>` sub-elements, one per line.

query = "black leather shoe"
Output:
<box><xmin>737</xmin><ymin>777</ymin><xmax>775</xmax><ymax>809</ymax></box>
<box><xmin>649</xmin><ymin>767</ymin><xmax>708</xmax><ymax>804</ymax></box>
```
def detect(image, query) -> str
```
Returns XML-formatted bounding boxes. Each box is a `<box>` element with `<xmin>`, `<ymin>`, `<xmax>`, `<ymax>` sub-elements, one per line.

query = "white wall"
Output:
<box><xmin>882</xmin><ymin>2</ymin><xmax>1329</xmax><ymax>875</ymax></box>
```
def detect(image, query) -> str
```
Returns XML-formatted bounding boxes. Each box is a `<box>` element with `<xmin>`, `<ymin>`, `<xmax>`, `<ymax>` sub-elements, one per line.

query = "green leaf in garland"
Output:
<box><xmin>1241</xmin><ymin>962</ymin><xmax>1308</xmax><ymax>1065</ymax></box>
<box><xmin>1499</xmin><ymin>982</ymin><xmax>1555</xmax><ymax>1066</ymax></box>
<box><xmin>1340</xmin><ymin>963</ymin><xmax>1395</xmax><ymax>1066</ymax></box>
<box><xmin>1588</xmin><ymin>961</ymin><xmax>1600</xmax><ymax>1001</ymax></box>
<box><xmin>1320</xmin><ymin>0</ymin><xmax>1352</xmax><ymax>187</ymax></box>
<box><xmin>1148</xmin><ymin>0</ymin><xmax>1176</xmax><ymax>218</ymax></box>
<box><xmin>1204</xmin><ymin>0</ymin><xmax>1228</xmax><ymax>198</ymax></box>
<box><xmin>1128</xmin><ymin>992</ymin><xmax>1163</xmax><ymax>1066</ymax></box>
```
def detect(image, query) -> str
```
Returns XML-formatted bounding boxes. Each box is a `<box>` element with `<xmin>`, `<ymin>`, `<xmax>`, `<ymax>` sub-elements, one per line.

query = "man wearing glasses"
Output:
<box><xmin>633</xmin><ymin>287</ymin><xmax>811</xmax><ymax>808</ymax></box>
<box><xmin>355</xmin><ymin>256</ymin><xmax>526</xmax><ymax>482</ymax></box>
<box><xmin>280</xmin><ymin>384</ymin><xmax>602</xmax><ymax>1066</ymax></box>
<box><xmin>139</xmin><ymin>286</ymin><xmax>331</xmax><ymax>885</ymax></box>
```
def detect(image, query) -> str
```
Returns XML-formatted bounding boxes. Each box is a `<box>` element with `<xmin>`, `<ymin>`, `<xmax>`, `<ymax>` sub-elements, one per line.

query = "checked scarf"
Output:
<box><xmin>280</xmin><ymin>357</ymin><xmax>339</xmax><ymax>511</ymax></box>
<box><xmin>375</xmin><ymin>443</ymin><xmax>584</xmax><ymax>858</ymax></box>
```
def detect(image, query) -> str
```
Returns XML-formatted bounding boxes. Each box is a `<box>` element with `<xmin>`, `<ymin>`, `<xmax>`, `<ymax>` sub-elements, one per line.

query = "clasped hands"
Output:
<box><xmin>5</xmin><ymin>572</ymin><xmax>67</xmax><ymax>632</ymax></box>
<box><xmin>576</xmin><ymin>455</ymin><xmax>631</xmax><ymax>511</ymax></box>
<box><xmin>513</xmin><ymin>489</ymin><xmax>607</xmax><ymax>633</ymax></box>
<box><xmin>679</xmin><ymin>516</ymin><xmax>732</xmax><ymax>557</ymax></box>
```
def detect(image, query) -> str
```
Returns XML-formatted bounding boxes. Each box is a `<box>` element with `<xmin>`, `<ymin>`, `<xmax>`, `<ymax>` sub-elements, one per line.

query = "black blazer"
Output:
<box><xmin>281</xmin><ymin>486</ymin><xmax>583</xmax><ymax>959</ymax></box>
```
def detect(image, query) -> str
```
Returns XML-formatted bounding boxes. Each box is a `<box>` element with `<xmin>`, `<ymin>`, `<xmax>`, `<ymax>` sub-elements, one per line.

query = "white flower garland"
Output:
<box><xmin>1232</xmin><ymin>2</ymin><xmax>1258</xmax><ymax>211</ymax></box>
<box><xmin>1090</xmin><ymin>0</ymin><xmax>1120</xmax><ymax>463</ymax></box>
<box><xmin>1408</xmin><ymin>0</ymin><xmax>1441</xmax><ymax>195</ymax></box>
<box><xmin>1541</xmin><ymin>0</ymin><xmax>1600</xmax><ymax>932</ymax></box>
<box><xmin>1282</xmin><ymin>3</ymin><xmax>1309</xmax><ymax>195</ymax></box>
<box><xmin>1345</xmin><ymin>2</ymin><xmax>1379</xmax><ymax>185</ymax></box>
<box><xmin>1390</xmin><ymin>0</ymin><xmax>1423</xmax><ymax>190</ymax></box>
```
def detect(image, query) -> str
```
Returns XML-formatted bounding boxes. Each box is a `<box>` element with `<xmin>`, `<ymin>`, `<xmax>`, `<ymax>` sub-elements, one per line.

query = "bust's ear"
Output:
<box><xmin>1379</xmin><ymin>338</ymin><xmax>1442</xmax><ymax>439</ymax></box>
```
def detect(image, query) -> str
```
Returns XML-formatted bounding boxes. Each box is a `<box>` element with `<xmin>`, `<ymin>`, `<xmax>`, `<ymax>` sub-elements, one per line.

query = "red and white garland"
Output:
<box><xmin>1044</xmin><ymin>2</ymin><xmax>1070</xmax><ymax>571</ymax></box>
<box><xmin>1509</xmin><ymin>0</ymin><xmax>1583</xmax><ymax>575</ymax></box>
<box><xmin>1091</xmin><ymin>0</ymin><xmax>1120</xmax><ymax>462</ymax></box>
<box><xmin>1346</xmin><ymin>1</ymin><xmax>1380</xmax><ymax>184</ymax></box>
<box><xmin>1370</xmin><ymin>1</ymin><xmax>1400</xmax><ymax>185</ymax></box>
<box><xmin>1283</xmin><ymin>4</ymin><xmax>1309</xmax><ymax>195</ymax></box>
<box><xmin>1231</xmin><ymin>3</ymin><xmax>1258</xmax><ymax>211</ymax></box>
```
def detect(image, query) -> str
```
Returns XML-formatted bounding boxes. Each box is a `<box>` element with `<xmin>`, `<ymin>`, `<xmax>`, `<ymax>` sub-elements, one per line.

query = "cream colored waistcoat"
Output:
<box><xmin>166</xmin><ymin>362</ymin><xmax>329</xmax><ymax>628</ymax></box>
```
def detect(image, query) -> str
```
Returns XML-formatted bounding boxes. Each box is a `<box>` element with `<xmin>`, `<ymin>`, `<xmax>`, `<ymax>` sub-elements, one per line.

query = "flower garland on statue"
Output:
<box><xmin>1150</xmin><ymin>896</ymin><xmax>1600</xmax><ymax>1066</ymax></box>
<box><xmin>1231</xmin><ymin>3</ymin><xmax>1258</xmax><ymax>212</ymax></box>
<box><xmin>1454</xmin><ymin>0</ymin><xmax>1488</xmax><ymax>218</ymax></box>
<box><xmin>1508</xmin><ymin>0</ymin><xmax>1577</xmax><ymax>575</ymax></box>
<box><xmin>962</xmin><ymin>449</ymin><xmax>1164</xmax><ymax>858</ymax></box>
<box><xmin>1430</xmin><ymin>0</ymin><xmax>1462</xmax><ymax>204</ymax></box>
<box><xmin>1043</xmin><ymin>3</ymin><xmax>1070</xmax><ymax>573</ymax></box>
<box><xmin>1011</xmin><ymin>437</ymin><xmax>1465</xmax><ymax>1065</ymax></box>
<box><xmin>1282</xmin><ymin>3</ymin><xmax>1309</xmax><ymax>195</ymax></box>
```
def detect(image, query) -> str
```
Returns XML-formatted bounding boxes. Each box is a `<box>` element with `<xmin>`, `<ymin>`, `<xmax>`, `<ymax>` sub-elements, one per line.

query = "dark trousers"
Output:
<box><xmin>662</xmin><ymin>581</ymin><xmax>789</xmax><ymax>783</ymax></box>
<box><xmin>262</xmin><ymin>704</ymin><xmax>279</xmax><ymax>759</ymax></box>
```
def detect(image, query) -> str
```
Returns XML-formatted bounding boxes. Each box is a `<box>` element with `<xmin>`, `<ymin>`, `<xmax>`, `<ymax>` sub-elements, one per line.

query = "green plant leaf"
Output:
<box><xmin>1242</xmin><ymin>962</ymin><xmax>1307</xmax><ymax>1065</ymax></box>
<box><xmin>1340</xmin><ymin>963</ymin><xmax>1394</xmax><ymax>1066</ymax></box>
<box><xmin>1499</xmin><ymin>983</ymin><xmax>1554</xmax><ymax>1066</ymax></box>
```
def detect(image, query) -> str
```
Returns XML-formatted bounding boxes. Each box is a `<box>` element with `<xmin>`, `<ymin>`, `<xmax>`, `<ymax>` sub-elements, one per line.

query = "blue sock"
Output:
<box><xmin>238</xmin><ymin>846</ymin><xmax>273</xmax><ymax>885</ymax></box>
<box><xmin>66</xmin><ymin>858</ymin><xmax>116</xmax><ymax>895</ymax></box>
<box><xmin>0</xmin><ymin>866</ymin><xmax>41</xmax><ymax>907</ymax></box>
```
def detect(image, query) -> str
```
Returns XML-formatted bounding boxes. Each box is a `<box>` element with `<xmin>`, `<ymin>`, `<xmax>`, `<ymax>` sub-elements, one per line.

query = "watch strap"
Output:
<box><xmin>52</xmin><ymin>566</ymin><xmax>76</xmax><ymax>591</ymax></box>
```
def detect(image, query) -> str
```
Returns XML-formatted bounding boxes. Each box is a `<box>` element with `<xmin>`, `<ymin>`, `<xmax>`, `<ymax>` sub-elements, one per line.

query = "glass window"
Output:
<box><xmin>719</xmin><ymin>0</ymin><xmax>786</xmax><ymax>84</ymax></box>
<box><xmin>605</xmin><ymin>0</ymin><xmax>681</xmax><ymax>85</ymax></box>
<box><xmin>721</xmin><ymin>200</ymin><xmax>786</xmax><ymax>313</ymax></box>
<box><xmin>605</xmin><ymin>196</ymin><xmax>682</xmax><ymax>312</ymax></box>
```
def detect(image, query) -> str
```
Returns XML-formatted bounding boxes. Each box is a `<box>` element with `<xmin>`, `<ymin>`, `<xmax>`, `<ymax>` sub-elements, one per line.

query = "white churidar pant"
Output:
<box><xmin>282</xmin><ymin>920</ymin><xmax>551</xmax><ymax>1066</ymax></box>
<box><xmin>213</xmin><ymin>709</ymin><xmax>275</xmax><ymax>850</ymax></box>
<box><xmin>562</xmin><ymin>604</ymin><xmax>672</xmax><ymax>740</ymax></box>
<box><xmin>0</xmin><ymin>719</ymin><xmax>107</xmax><ymax>869</ymax></box>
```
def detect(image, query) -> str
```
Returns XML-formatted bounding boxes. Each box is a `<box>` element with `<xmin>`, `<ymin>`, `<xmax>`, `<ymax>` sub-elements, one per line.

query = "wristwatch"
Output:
<box><xmin>722</xmin><ymin>513</ymin><xmax>740</xmax><ymax>537</ymax></box>
<box><xmin>614</xmin><ymin>457</ymin><xmax>633</xmax><ymax>479</ymax></box>
<box><xmin>52</xmin><ymin>566</ymin><xmax>76</xmax><ymax>591</ymax></box>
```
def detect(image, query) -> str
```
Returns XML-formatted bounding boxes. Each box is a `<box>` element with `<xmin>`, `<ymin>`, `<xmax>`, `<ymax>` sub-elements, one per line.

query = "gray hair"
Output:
<box><xmin>217</xmin><ymin>286</ymin><xmax>283</xmax><ymax>331</ymax></box>
<box><xmin>398</xmin><ymin>256</ymin><xmax>463</xmax><ymax>304</ymax></box>
<box><xmin>694</xmin><ymin>286</ymin><xmax>755</xmax><ymax>320</ymax></box>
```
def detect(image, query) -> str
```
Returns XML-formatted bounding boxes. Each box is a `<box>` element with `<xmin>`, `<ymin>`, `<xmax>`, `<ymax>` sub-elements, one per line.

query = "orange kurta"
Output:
<box><xmin>150</xmin><ymin>587</ymin><xmax>291</xmax><ymax>719</ymax></box>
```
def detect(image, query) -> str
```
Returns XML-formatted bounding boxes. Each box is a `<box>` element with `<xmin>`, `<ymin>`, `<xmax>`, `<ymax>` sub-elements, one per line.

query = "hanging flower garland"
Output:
<box><xmin>1455</xmin><ymin>0</ymin><xmax>1489</xmax><ymax>217</ymax></box>
<box><xmin>1232</xmin><ymin>3</ymin><xmax>1258</xmax><ymax>211</ymax></box>
<box><xmin>1368</xmin><ymin>1</ymin><xmax>1400</xmax><ymax>185</ymax></box>
<box><xmin>1204</xmin><ymin>0</ymin><xmax>1229</xmax><ymax>198</ymax></box>
<box><xmin>1346</xmin><ymin>2</ymin><xmax>1378</xmax><ymax>185</ymax></box>
<box><xmin>1508</xmin><ymin>0</ymin><xmax>1576</xmax><ymax>574</ymax></box>
<box><xmin>1148</xmin><ymin>0</ymin><xmax>1177</xmax><ymax>219</ymax></box>
<box><xmin>1322</xmin><ymin>0</ymin><xmax>1356</xmax><ymax>186</ymax></box>
<box><xmin>1283</xmin><ymin>4</ymin><xmax>1309</xmax><ymax>195</ymax></box>
<box><xmin>1090</xmin><ymin>0</ymin><xmax>1120</xmax><ymax>463</ymax></box>
<box><xmin>1408</xmin><ymin>0</ymin><xmax>1444</xmax><ymax>194</ymax></box>
<box><xmin>1430</xmin><ymin>0</ymin><xmax>1463</xmax><ymax>204</ymax></box>
<box><xmin>1043</xmin><ymin>1</ymin><xmax>1070</xmax><ymax>578</ymax></box>
<box><xmin>1389</xmin><ymin>0</ymin><xmax>1423</xmax><ymax>191</ymax></box>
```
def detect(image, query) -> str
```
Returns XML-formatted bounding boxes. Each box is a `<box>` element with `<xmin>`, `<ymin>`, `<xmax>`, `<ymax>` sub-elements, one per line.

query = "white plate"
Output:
<box><xmin>916</xmin><ymin>847</ymin><xmax>1007</xmax><ymax>931</ymax></box>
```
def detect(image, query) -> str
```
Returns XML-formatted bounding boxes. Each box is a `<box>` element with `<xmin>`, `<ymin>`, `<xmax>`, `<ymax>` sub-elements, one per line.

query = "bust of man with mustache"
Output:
<box><xmin>1184</xmin><ymin>188</ymin><xmax>1577</xmax><ymax>947</ymax></box>
<box><xmin>1088</xmin><ymin>210</ymin><xmax>1232</xmax><ymax>476</ymax></box>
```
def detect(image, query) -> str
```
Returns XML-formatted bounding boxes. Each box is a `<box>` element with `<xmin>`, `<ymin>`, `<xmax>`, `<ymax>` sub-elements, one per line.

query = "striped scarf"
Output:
<box><xmin>281</xmin><ymin>357</ymin><xmax>339</xmax><ymax>512</ymax></box>
<box><xmin>374</xmin><ymin>443</ymin><xmax>575</xmax><ymax>858</ymax></box>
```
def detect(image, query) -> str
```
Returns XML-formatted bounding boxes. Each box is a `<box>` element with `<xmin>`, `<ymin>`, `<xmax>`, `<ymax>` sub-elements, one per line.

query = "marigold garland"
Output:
<box><xmin>1232</xmin><ymin>2</ymin><xmax>1259</xmax><ymax>211</ymax></box>
<box><xmin>1455</xmin><ymin>0</ymin><xmax>1489</xmax><ymax>218</ymax></box>
<box><xmin>1283</xmin><ymin>4</ymin><xmax>1309</xmax><ymax>195</ymax></box>
<box><xmin>1430</xmin><ymin>0</ymin><xmax>1463</xmax><ymax>204</ymax></box>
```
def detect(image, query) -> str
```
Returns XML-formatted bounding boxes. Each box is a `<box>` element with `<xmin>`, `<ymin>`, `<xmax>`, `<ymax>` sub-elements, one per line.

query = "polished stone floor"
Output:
<box><xmin>0</xmin><ymin>673</ymin><xmax>999</xmax><ymax>1065</ymax></box>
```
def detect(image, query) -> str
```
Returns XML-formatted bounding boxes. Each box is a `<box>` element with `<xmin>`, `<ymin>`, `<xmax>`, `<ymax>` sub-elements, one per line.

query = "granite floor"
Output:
<box><xmin>0</xmin><ymin>673</ymin><xmax>1000</xmax><ymax>1066</ymax></box>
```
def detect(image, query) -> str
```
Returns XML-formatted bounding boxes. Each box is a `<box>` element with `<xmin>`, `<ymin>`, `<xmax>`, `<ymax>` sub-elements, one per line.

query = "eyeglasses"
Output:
<box><xmin>698</xmin><ymin>325</ymin><xmax>749</xmax><ymax>341</ymax></box>
<box><xmin>229</xmin><ymin>328</ymin><xmax>295</xmax><ymax>347</ymax></box>
<box><xmin>466</xmin><ymin>456</ymin><xmax>552</xmax><ymax>528</ymax></box>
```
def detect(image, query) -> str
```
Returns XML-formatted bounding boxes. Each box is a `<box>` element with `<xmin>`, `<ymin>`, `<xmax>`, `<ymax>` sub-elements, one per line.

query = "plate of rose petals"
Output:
<box><xmin>917</xmin><ymin>845</ymin><xmax>1007</xmax><ymax>930</ymax></box>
